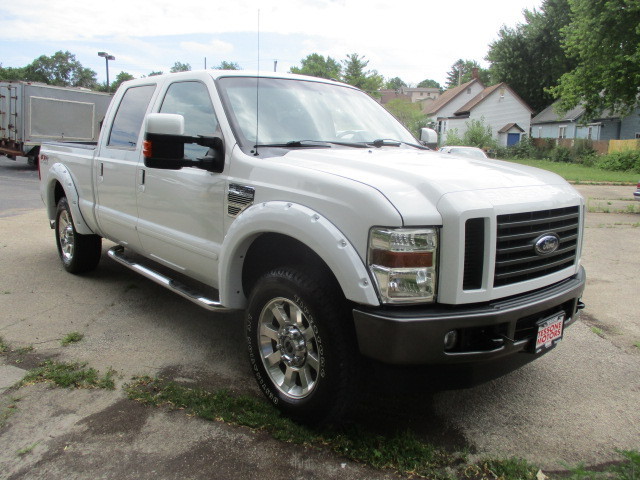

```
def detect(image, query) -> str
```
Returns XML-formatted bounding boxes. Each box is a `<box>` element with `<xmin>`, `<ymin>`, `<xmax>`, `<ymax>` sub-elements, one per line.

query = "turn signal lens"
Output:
<box><xmin>142</xmin><ymin>140</ymin><xmax>152</xmax><ymax>158</ymax></box>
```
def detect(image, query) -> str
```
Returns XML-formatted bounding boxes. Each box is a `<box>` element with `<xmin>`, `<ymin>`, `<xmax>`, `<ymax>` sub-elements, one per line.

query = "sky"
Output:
<box><xmin>0</xmin><ymin>0</ymin><xmax>543</xmax><ymax>87</ymax></box>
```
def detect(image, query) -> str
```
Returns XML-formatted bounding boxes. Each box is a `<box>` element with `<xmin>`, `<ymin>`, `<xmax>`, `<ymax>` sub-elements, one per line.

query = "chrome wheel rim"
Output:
<box><xmin>258</xmin><ymin>297</ymin><xmax>320</xmax><ymax>399</ymax></box>
<box><xmin>58</xmin><ymin>210</ymin><xmax>74</xmax><ymax>262</ymax></box>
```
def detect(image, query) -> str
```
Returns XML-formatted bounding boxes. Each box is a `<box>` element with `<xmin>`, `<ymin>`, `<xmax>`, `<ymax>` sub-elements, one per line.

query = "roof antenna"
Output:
<box><xmin>254</xmin><ymin>9</ymin><xmax>260</xmax><ymax>156</ymax></box>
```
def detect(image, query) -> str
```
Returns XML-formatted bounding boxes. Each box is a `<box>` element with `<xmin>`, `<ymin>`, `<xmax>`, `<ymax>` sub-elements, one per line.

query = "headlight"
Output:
<box><xmin>368</xmin><ymin>227</ymin><xmax>438</xmax><ymax>304</ymax></box>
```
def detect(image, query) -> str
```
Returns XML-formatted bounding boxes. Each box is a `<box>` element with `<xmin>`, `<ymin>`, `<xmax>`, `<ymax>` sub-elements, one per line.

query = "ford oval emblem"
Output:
<box><xmin>534</xmin><ymin>234</ymin><xmax>560</xmax><ymax>256</ymax></box>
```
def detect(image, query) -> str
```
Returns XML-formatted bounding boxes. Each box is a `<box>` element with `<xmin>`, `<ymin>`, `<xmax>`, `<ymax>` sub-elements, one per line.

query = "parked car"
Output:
<box><xmin>439</xmin><ymin>146</ymin><xmax>488</xmax><ymax>159</ymax></box>
<box><xmin>635</xmin><ymin>181</ymin><xmax>640</xmax><ymax>201</ymax></box>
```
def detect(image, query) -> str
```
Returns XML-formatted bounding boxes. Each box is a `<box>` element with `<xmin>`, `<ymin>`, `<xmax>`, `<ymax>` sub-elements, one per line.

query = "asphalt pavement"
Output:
<box><xmin>0</xmin><ymin>157</ymin><xmax>638</xmax><ymax>478</ymax></box>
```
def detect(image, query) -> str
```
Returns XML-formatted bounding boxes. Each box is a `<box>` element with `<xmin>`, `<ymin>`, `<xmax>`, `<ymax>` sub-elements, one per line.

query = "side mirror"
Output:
<box><xmin>143</xmin><ymin>113</ymin><xmax>225</xmax><ymax>173</ymax></box>
<box><xmin>420</xmin><ymin>128</ymin><xmax>438</xmax><ymax>150</ymax></box>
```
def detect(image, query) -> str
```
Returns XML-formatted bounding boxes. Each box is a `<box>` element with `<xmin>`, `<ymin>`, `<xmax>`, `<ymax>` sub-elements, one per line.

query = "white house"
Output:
<box><xmin>425</xmin><ymin>77</ymin><xmax>533</xmax><ymax>147</ymax></box>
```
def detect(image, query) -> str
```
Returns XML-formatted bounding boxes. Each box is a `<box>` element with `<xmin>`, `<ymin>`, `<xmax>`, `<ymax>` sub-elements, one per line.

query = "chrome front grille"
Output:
<box><xmin>494</xmin><ymin>206</ymin><xmax>580</xmax><ymax>287</ymax></box>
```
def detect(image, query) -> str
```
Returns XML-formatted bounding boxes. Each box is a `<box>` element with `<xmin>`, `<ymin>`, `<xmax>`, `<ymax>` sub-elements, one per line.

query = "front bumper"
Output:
<box><xmin>353</xmin><ymin>266</ymin><xmax>586</xmax><ymax>365</ymax></box>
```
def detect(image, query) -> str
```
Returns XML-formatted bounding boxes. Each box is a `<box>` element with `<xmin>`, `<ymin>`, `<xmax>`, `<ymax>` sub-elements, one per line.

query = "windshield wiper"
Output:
<box><xmin>367</xmin><ymin>138</ymin><xmax>428</xmax><ymax>150</ymax></box>
<box><xmin>255</xmin><ymin>140</ymin><xmax>369</xmax><ymax>149</ymax></box>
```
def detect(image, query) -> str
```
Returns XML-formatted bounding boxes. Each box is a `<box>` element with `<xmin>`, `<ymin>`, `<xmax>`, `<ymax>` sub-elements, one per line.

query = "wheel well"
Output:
<box><xmin>54</xmin><ymin>181</ymin><xmax>65</xmax><ymax>206</ymax></box>
<box><xmin>242</xmin><ymin>233</ymin><xmax>340</xmax><ymax>298</ymax></box>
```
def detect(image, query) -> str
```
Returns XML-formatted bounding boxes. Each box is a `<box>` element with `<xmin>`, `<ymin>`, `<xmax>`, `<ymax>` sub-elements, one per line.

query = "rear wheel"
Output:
<box><xmin>55</xmin><ymin>197</ymin><xmax>102</xmax><ymax>273</ymax></box>
<box><xmin>246</xmin><ymin>266</ymin><xmax>358</xmax><ymax>424</ymax></box>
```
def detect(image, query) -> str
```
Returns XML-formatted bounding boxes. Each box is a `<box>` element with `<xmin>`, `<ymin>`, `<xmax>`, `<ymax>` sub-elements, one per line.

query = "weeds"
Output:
<box><xmin>16</xmin><ymin>441</ymin><xmax>40</xmax><ymax>456</ymax></box>
<box><xmin>20</xmin><ymin>360</ymin><xmax>115</xmax><ymax>390</ymax></box>
<box><xmin>61</xmin><ymin>332</ymin><xmax>84</xmax><ymax>346</ymax></box>
<box><xmin>125</xmin><ymin>376</ymin><xmax>460</xmax><ymax>478</ymax></box>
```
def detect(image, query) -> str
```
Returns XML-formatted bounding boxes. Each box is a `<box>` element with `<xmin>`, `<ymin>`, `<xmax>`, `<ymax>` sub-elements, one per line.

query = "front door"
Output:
<box><xmin>135</xmin><ymin>80</ymin><xmax>226</xmax><ymax>287</ymax></box>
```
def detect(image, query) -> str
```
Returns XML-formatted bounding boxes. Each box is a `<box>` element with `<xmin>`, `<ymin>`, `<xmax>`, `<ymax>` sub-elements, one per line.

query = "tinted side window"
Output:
<box><xmin>160</xmin><ymin>81</ymin><xmax>219</xmax><ymax>158</ymax></box>
<box><xmin>108</xmin><ymin>85</ymin><xmax>155</xmax><ymax>148</ymax></box>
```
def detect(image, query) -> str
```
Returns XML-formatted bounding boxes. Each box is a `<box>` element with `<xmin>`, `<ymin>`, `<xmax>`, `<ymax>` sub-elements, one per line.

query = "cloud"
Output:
<box><xmin>180</xmin><ymin>39</ymin><xmax>235</xmax><ymax>55</ymax></box>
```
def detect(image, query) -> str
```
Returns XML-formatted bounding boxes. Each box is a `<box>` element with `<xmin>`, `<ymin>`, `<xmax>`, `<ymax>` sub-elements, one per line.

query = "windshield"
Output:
<box><xmin>216</xmin><ymin>76</ymin><xmax>417</xmax><ymax>150</ymax></box>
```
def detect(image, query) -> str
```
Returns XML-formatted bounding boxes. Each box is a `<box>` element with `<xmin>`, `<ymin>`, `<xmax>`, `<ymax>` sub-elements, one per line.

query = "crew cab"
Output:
<box><xmin>39</xmin><ymin>71</ymin><xmax>586</xmax><ymax>422</ymax></box>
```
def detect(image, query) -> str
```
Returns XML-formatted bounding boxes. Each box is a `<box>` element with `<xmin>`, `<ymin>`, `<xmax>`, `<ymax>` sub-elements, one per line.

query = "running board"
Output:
<box><xmin>107</xmin><ymin>246</ymin><xmax>230</xmax><ymax>312</ymax></box>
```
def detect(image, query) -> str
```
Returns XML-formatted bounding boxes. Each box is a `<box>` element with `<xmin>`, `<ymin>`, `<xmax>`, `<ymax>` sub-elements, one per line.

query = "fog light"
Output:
<box><xmin>444</xmin><ymin>330</ymin><xmax>458</xmax><ymax>351</ymax></box>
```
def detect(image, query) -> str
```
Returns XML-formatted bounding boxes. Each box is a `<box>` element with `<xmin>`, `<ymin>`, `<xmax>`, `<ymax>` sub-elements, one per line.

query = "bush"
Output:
<box><xmin>548</xmin><ymin>146</ymin><xmax>572</xmax><ymax>163</ymax></box>
<box><xmin>595</xmin><ymin>150</ymin><xmax>640</xmax><ymax>173</ymax></box>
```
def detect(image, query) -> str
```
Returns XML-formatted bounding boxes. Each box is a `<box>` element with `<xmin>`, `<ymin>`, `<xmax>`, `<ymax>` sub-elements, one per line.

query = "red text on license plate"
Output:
<box><xmin>535</xmin><ymin>313</ymin><xmax>565</xmax><ymax>353</ymax></box>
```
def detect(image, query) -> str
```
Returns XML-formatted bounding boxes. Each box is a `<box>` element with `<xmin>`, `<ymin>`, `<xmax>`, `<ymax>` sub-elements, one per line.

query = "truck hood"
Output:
<box><xmin>274</xmin><ymin>147</ymin><xmax>574</xmax><ymax>224</ymax></box>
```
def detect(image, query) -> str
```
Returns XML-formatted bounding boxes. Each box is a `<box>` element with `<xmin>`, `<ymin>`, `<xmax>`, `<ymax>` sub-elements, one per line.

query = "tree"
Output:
<box><xmin>110</xmin><ymin>71</ymin><xmax>135</xmax><ymax>91</ymax></box>
<box><xmin>214</xmin><ymin>61</ymin><xmax>241</xmax><ymax>70</ymax></box>
<box><xmin>445</xmin><ymin>59</ymin><xmax>490</xmax><ymax>89</ymax></box>
<box><xmin>385</xmin><ymin>77</ymin><xmax>407</xmax><ymax>91</ymax></box>
<box><xmin>486</xmin><ymin>0</ymin><xmax>575</xmax><ymax>113</ymax></box>
<box><xmin>550</xmin><ymin>0</ymin><xmax>640</xmax><ymax>119</ymax></box>
<box><xmin>417</xmin><ymin>79</ymin><xmax>441</xmax><ymax>90</ymax></box>
<box><xmin>147</xmin><ymin>71</ymin><xmax>164</xmax><ymax>77</ymax></box>
<box><xmin>341</xmin><ymin>53</ymin><xmax>384</xmax><ymax>95</ymax></box>
<box><xmin>170</xmin><ymin>61</ymin><xmax>191</xmax><ymax>73</ymax></box>
<box><xmin>289</xmin><ymin>53</ymin><xmax>342</xmax><ymax>80</ymax></box>
<box><xmin>383</xmin><ymin>98</ymin><xmax>428</xmax><ymax>137</ymax></box>
<box><xmin>23</xmin><ymin>51</ymin><xmax>97</xmax><ymax>88</ymax></box>
<box><xmin>0</xmin><ymin>65</ymin><xmax>28</xmax><ymax>82</ymax></box>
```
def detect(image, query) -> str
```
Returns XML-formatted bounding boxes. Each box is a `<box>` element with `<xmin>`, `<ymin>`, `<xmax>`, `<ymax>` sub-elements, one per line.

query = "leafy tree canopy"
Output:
<box><xmin>289</xmin><ymin>53</ymin><xmax>341</xmax><ymax>80</ymax></box>
<box><xmin>550</xmin><ymin>0</ymin><xmax>640</xmax><ymax>119</ymax></box>
<box><xmin>383</xmin><ymin>98</ymin><xmax>428</xmax><ymax>137</ymax></box>
<box><xmin>487</xmin><ymin>0</ymin><xmax>574</xmax><ymax>113</ymax></box>
<box><xmin>445</xmin><ymin>59</ymin><xmax>490</xmax><ymax>89</ymax></box>
<box><xmin>417</xmin><ymin>79</ymin><xmax>441</xmax><ymax>90</ymax></box>
<box><xmin>111</xmin><ymin>71</ymin><xmax>135</xmax><ymax>91</ymax></box>
<box><xmin>342</xmin><ymin>53</ymin><xmax>384</xmax><ymax>95</ymax></box>
<box><xmin>214</xmin><ymin>61</ymin><xmax>241</xmax><ymax>70</ymax></box>
<box><xmin>147</xmin><ymin>71</ymin><xmax>164</xmax><ymax>77</ymax></box>
<box><xmin>0</xmin><ymin>51</ymin><xmax>98</xmax><ymax>88</ymax></box>
<box><xmin>170</xmin><ymin>61</ymin><xmax>191</xmax><ymax>73</ymax></box>
<box><xmin>384</xmin><ymin>77</ymin><xmax>407</xmax><ymax>90</ymax></box>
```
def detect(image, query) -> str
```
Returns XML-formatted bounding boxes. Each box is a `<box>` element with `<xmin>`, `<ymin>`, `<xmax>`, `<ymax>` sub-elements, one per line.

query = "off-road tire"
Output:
<box><xmin>55</xmin><ymin>197</ymin><xmax>102</xmax><ymax>274</ymax></box>
<box><xmin>246</xmin><ymin>266</ymin><xmax>358</xmax><ymax>424</ymax></box>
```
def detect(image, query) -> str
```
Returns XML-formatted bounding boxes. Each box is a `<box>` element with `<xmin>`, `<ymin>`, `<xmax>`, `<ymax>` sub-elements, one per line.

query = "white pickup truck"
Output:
<box><xmin>39</xmin><ymin>71</ymin><xmax>586</xmax><ymax>422</ymax></box>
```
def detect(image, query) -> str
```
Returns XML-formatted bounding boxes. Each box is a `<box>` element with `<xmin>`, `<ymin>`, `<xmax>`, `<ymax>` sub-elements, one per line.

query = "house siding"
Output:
<box><xmin>619</xmin><ymin>108</ymin><xmax>640</xmax><ymax>139</ymax></box>
<box><xmin>436</xmin><ymin>82</ymin><xmax>485</xmax><ymax>120</ymax></box>
<box><xmin>447</xmin><ymin>88</ymin><xmax>532</xmax><ymax>146</ymax></box>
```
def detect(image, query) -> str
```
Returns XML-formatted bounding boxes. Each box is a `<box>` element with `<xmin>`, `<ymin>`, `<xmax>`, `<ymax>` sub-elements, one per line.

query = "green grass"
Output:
<box><xmin>502</xmin><ymin>158</ymin><xmax>638</xmax><ymax>184</ymax></box>
<box><xmin>16</xmin><ymin>441</ymin><xmax>40</xmax><ymax>456</ymax></box>
<box><xmin>61</xmin><ymin>331</ymin><xmax>84</xmax><ymax>346</ymax></box>
<box><xmin>0</xmin><ymin>336</ymin><xmax>8</xmax><ymax>354</ymax></box>
<box><xmin>125</xmin><ymin>376</ymin><xmax>460</xmax><ymax>478</ymax></box>
<box><xmin>591</xmin><ymin>327</ymin><xmax>605</xmax><ymax>338</ymax></box>
<box><xmin>565</xmin><ymin>450</ymin><xmax>640</xmax><ymax>480</ymax></box>
<box><xmin>20</xmin><ymin>360</ymin><xmax>115</xmax><ymax>390</ymax></box>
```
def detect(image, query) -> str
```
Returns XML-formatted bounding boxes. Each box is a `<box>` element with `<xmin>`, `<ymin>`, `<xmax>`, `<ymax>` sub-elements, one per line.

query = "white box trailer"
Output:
<box><xmin>0</xmin><ymin>81</ymin><xmax>112</xmax><ymax>166</ymax></box>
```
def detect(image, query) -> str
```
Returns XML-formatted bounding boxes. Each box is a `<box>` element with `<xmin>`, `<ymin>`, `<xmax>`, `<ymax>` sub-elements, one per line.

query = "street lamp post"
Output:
<box><xmin>98</xmin><ymin>51</ymin><xmax>115</xmax><ymax>92</ymax></box>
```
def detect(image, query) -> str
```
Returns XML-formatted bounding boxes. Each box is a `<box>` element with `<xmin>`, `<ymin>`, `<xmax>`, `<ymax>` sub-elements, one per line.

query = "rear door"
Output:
<box><xmin>135</xmin><ymin>79</ymin><xmax>226</xmax><ymax>287</ymax></box>
<box><xmin>95</xmin><ymin>83</ymin><xmax>156</xmax><ymax>250</ymax></box>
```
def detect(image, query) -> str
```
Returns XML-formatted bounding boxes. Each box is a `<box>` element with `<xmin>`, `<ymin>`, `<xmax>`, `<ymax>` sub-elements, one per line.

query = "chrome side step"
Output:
<box><xmin>107</xmin><ymin>246</ymin><xmax>230</xmax><ymax>312</ymax></box>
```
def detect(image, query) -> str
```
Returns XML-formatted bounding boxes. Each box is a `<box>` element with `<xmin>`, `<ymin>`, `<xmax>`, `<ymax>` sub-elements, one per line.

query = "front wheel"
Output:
<box><xmin>246</xmin><ymin>266</ymin><xmax>358</xmax><ymax>424</ymax></box>
<box><xmin>55</xmin><ymin>197</ymin><xmax>102</xmax><ymax>274</ymax></box>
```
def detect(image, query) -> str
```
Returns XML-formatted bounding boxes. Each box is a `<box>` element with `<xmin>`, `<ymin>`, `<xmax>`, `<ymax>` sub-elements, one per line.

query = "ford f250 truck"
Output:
<box><xmin>39</xmin><ymin>71</ymin><xmax>586</xmax><ymax>423</ymax></box>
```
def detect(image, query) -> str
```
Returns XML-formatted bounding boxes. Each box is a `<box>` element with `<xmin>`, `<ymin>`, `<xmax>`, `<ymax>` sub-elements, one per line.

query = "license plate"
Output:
<box><xmin>535</xmin><ymin>312</ymin><xmax>565</xmax><ymax>354</ymax></box>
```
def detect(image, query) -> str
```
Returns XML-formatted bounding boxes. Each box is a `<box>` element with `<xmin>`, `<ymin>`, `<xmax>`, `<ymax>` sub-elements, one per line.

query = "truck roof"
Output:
<box><xmin>120</xmin><ymin>69</ymin><xmax>348</xmax><ymax>89</ymax></box>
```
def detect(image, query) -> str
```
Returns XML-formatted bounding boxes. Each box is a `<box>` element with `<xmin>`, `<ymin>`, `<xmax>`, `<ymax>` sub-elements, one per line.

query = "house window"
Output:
<box><xmin>636</xmin><ymin>133</ymin><xmax>640</xmax><ymax>139</ymax></box>
<box><xmin>538</xmin><ymin>127</ymin><xmax>542</xmax><ymax>138</ymax></box>
<box><xmin>466</xmin><ymin>88</ymin><xmax>471</xmax><ymax>94</ymax></box>
<box><xmin>587</xmin><ymin>127</ymin><xmax>592</xmax><ymax>140</ymax></box>
<box><xmin>558</xmin><ymin>126</ymin><xmax>567</xmax><ymax>139</ymax></box>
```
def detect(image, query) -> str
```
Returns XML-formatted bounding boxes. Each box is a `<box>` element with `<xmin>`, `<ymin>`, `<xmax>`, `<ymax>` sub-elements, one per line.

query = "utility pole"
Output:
<box><xmin>273</xmin><ymin>60</ymin><xmax>278</xmax><ymax>72</ymax></box>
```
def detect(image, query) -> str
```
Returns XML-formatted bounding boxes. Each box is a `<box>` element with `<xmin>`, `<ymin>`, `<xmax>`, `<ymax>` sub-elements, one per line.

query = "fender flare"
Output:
<box><xmin>44</xmin><ymin>162</ymin><xmax>94</xmax><ymax>235</ymax></box>
<box><xmin>218</xmin><ymin>201</ymin><xmax>380</xmax><ymax>309</ymax></box>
